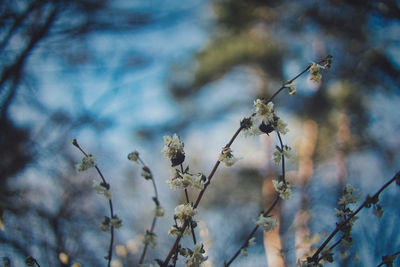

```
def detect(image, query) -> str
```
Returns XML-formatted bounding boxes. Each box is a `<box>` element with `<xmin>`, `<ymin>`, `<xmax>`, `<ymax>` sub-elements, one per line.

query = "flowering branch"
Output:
<box><xmin>127</xmin><ymin>151</ymin><xmax>164</xmax><ymax>265</ymax></box>
<box><xmin>161</xmin><ymin>56</ymin><xmax>332</xmax><ymax>266</ymax></box>
<box><xmin>308</xmin><ymin>170</ymin><xmax>400</xmax><ymax>265</ymax></box>
<box><xmin>224</xmin><ymin>195</ymin><xmax>280</xmax><ymax>266</ymax></box>
<box><xmin>73</xmin><ymin>139</ymin><xmax>119</xmax><ymax>267</ymax></box>
<box><xmin>225</xmin><ymin>131</ymin><xmax>291</xmax><ymax>266</ymax></box>
<box><xmin>180</xmin><ymin>164</ymin><xmax>198</xmax><ymax>246</ymax></box>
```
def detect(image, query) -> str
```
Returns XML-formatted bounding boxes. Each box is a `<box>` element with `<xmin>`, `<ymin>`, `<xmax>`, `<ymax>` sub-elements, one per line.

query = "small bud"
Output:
<box><xmin>240</xmin><ymin>117</ymin><xmax>252</xmax><ymax>129</ymax></box>
<box><xmin>171</xmin><ymin>151</ymin><xmax>185</xmax><ymax>167</ymax></box>
<box><xmin>127</xmin><ymin>151</ymin><xmax>139</xmax><ymax>162</ymax></box>
<box><xmin>259</xmin><ymin>121</ymin><xmax>274</xmax><ymax>135</ymax></box>
<box><xmin>25</xmin><ymin>256</ymin><xmax>36</xmax><ymax>266</ymax></box>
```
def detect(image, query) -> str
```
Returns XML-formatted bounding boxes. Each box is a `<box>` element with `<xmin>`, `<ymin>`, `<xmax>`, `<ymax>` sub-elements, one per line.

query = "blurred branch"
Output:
<box><xmin>311</xmin><ymin>170</ymin><xmax>400</xmax><ymax>264</ymax></box>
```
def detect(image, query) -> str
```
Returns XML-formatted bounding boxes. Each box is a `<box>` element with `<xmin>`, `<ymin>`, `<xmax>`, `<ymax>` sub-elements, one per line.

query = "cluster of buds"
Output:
<box><xmin>162</xmin><ymin>134</ymin><xmax>185</xmax><ymax>166</ymax></box>
<box><xmin>92</xmin><ymin>180</ymin><xmax>112</xmax><ymax>200</ymax></box>
<box><xmin>273</xmin><ymin>145</ymin><xmax>296</xmax><ymax>165</ymax></box>
<box><xmin>143</xmin><ymin>230</ymin><xmax>157</xmax><ymax>249</ymax></box>
<box><xmin>241</xmin><ymin>100</ymin><xmax>289</xmax><ymax>137</ymax></box>
<box><xmin>255</xmin><ymin>214</ymin><xmax>276</xmax><ymax>232</ymax></box>
<box><xmin>167</xmin><ymin>168</ymin><xmax>206</xmax><ymax>190</ymax></box>
<box><xmin>219</xmin><ymin>147</ymin><xmax>240</xmax><ymax>167</ymax></box>
<box><xmin>100</xmin><ymin>215</ymin><xmax>123</xmax><ymax>232</ymax></box>
<box><xmin>179</xmin><ymin>244</ymin><xmax>208</xmax><ymax>267</ymax></box>
<box><xmin>240</xmin><ymin>237</ymin><xmax>256</xmax><ymax>257</ymax></box>
<box><xmin>76</xmin><ymin>154</ymin><xmax>96</xmax><ymax>171</ymax></box>
<box><xmin>272</xmin><ymin>179</ymin><xmax>292</xmax><ymax>200</ymax></box>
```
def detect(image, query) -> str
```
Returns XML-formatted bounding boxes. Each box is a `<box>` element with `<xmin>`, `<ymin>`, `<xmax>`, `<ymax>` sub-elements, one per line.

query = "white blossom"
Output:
<box><xmin>110</xmin><ymin>216</ymin><xmax>123</xmax><ymax>229</ymax></box>
<box><xmin>255</xmin><ymin>215</ymin><xmax>276</xmax><ymax>232</ymax></box>
<box><xmin>154</xmin><ymin>206</ymin><xmax>165</xmax><ymax>217</ymax></box>
<box><xmin>286</xmin><ymin>81</ymin><xmax>297</xmax><ymax>95</ymax></box>
<box><xmin>184</xmin><ymin>244</ymin><xmax>208</xmax><ymax>267</ymax></box>
<box><xmin>275</xmin><ymin>118</ymin><xmax>289</xmax><ymax>134</ymax></box>
<box><xmin>273</xmin><ymin>145</ymin><xmax>296</xmax><ymax>165</ymax></box>
<box><xmin>92</xmin><ymin>180</ymin><xmax>111</xmax><ymax>200</ymax></box>
<box><xmin>309</xmin><ymin>62</ymin><xmax>324</xmax><ymax>83</ymax></box>
<box><xmin>161</xmin><ymin>134</ymin><xmax>184</xmax><ymax>159</ymax></box>
<box><xmin>127</xmin><ymin>151</ymin><xmax>139</xmax><ymax>162</ymax></box>
<box><xmin>248</xmin><ymin>237</ymin><xmax>256</xmax><ymax>246</ymax></box>
<box><xmin>174</xmin><ymin>204</ymin><xmax>196</xmax><ymax>224</ymax></box>
<box><xmin>242</xmin><ymin>116</ymin><xmax>262</xmax><ymax>137</ymax></box>
<box><xmin>168</xmin><ymin>225</ymin><xmax>181</xmax><ymax>236</ymax></box>
<box><xmin>219</xmin><ymin>147</ymin><xmax>240</xmax><ymax>167</ymax></box>
<box><xmin>100</xmin><ymin>217</ymin><xmax>110</xmax><ymax>232</ymax></box>
<box><xmin>254</xmin><ymin>99</ymin><xmax>275</xmax><ymax>124</ymax></box>
<box><xmin>272</xmin><ymin>180</ymin><xmax>292</xmax><ymax>200</ymax></box>
<box><xmin>76</xmin><ymin>154</ymin><xmax>95</xmax><ymax>171</ymax></box>
<box><xmin>167</xmin><ymin>170</ymin><xmax>205</xmax><ymax>190</ymax></box>
<box><xmin>240</xmin><ymin>248</ymin><xmax>248</xmax><ymax>257</ymax></box>
<box><xmin>338</xmin><ymin>184</ymin><xmax>360</xmax><ymax>205</ymax></box>
<box><xmin>143</xmin><ymin>231</ymin><xmax>157</xmax><ymax>249</ymax></box>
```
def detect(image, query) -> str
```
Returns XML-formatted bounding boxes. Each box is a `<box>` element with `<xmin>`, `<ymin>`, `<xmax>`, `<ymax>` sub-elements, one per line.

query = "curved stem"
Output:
<box><xmin>137</xmin><ymin>156</ymin><xmax>161</xmax><ymax>264</ymax></box>
<box><xmin>72</xmin><ymin>139</ymin><xmax>115</xmax><ymax>267</ymax></box>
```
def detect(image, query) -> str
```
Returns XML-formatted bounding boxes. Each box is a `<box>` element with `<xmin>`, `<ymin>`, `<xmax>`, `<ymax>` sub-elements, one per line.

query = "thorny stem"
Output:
<box><xmin>137</xmin><ymin>156</ymin><xmax>161</xmax><ymax>264</ymax></box>
<box><xmin>311</xmin><ymin>170</ymin><xmax>400</xmax><ymax>263</ymax></box>
<box><xmin>72</xmin><ymin>139</ymin><xmax>114</xmax><ymax>267</ymax></box>
<box><xmin>162</xmin><ymin>56</ymin><xmax>332</xmax><ymax>266</ymax></box>
<box><xmin>226</xmin><ymin>131</ymin><xmax>287</xmax><ymax>266</ymax></box>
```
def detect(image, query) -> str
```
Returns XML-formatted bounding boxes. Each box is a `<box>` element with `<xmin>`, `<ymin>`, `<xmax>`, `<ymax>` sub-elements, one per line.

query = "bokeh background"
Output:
<box><xmin>1</xmin><ymin>0</ymin><xmax>400</xmax><ymax>266</ymax></box>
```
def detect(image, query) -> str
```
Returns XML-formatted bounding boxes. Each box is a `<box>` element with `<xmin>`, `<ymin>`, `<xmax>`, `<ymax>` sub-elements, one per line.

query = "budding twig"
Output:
<box><xmin>72</xmin><ymin>139</ymin><xmax>115</xmax><ymax>267</ymax></box>
<box><xmin>135</xmin><ymin>155</ymin><xmax>162</xmax><ymax>265</ymax></box>
<box><xmin>161</xmin><ymin>56</ymin><xmax>332</xmax><ymax>266</ymax></box>
<box><xmin>310</xmin><ymin>170</ymin><xmax>400</xmax><ymax>264</ymax></box>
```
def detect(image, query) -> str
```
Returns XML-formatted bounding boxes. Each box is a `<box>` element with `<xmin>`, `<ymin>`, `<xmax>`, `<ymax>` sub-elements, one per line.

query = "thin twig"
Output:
<box><xmin>311</xmin><ymin>171</ymin><xmax>400</xmax><ymax>263</ymax></box>
<box><xmin>72</xmin><ymin>139</ymin><xmax>115</xmax><ymax>267</ymax></box>
<box><xmin>137</xmin><ymin>156</ymin><xmax>161</xmax><ymax>265</ymax></box>
<box><xmin>226</xmin><ymin>132</ymin><xmax>287</xmax><ymax>266</ymax></box>
<box><xmin>179</xmin><ymin>164</ymin><xmax>197</xmax><ymax>245</ymax></box>
<box><xmin>225</xmin><ymin>195</ymin><xmax>280</xmax><ymax>266</ymax></box>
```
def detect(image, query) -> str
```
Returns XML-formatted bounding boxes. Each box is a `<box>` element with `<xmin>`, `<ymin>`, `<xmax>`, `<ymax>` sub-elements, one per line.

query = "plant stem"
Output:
<box><xmin>137</xmin><ymin>156</ymin><xmax>160</xmax><ymax>264</ymax></box>
<box><xmin>311</xmin><ymin>171</ymin><xmax>400</xmax><ymax>263</ymax></box>
<box><xmin>72</xmin><ymin>139</ymin><xmax>115</xmax><ymax>267</ymax></box>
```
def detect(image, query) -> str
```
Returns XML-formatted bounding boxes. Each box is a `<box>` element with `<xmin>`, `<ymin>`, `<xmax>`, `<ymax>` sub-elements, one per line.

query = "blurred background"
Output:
<box><xmin>1</xmin><ymin>0</ymin><xmax>400</xmax><ymax>266</ymax></box>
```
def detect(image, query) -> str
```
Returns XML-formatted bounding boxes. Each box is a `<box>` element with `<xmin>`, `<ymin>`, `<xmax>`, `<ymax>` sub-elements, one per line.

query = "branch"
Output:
<box><xmin>161</xmin><ymin>56</ymin><xmax>332</xmax><ymax>266</ymax></box>
<box><xmin>72</xmin><ymin>139</ymin><xmax>115</xmax><ymax>267</ymax></box>
<box><xmin>310</xmin><ymin>170</ymin><xmax>400</xmax><ymax>263</ymax></box>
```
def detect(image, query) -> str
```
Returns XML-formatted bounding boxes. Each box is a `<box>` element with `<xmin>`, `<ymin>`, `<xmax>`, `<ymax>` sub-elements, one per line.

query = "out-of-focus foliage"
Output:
<box><xmin>0</xmin><ymin>0</ymin><xmax>187</xmax><ymax>265</ymax></box>
<box><xmin>169</xmin><ymin>0</ymin><xmax>400</xmax><ymax>158</ymax></box>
